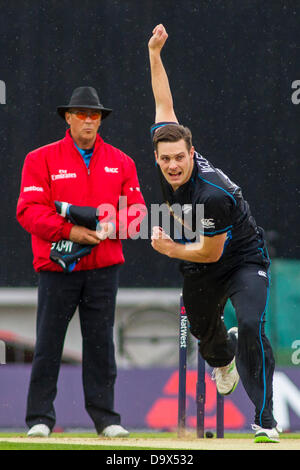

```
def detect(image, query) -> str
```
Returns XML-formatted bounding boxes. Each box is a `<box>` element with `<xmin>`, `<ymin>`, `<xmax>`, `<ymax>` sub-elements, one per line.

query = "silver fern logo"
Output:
<box><xmin>0</xmin><ymin>80</ymin><xmax>6</xmax><ymax>104</ymax></box>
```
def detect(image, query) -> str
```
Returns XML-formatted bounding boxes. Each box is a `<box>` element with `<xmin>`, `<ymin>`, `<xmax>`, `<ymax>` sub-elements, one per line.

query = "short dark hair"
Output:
<box><xmin>153</xmin><ymin>124</ymin><xmax>193</xmax><ymax>152</ymax></box>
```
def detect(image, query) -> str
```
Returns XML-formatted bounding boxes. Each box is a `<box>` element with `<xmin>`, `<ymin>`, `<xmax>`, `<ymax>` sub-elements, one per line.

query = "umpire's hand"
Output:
<box><xmin>69</xmin><ymin>225</ymin><xmax>100</xmax><ymax>245</ymax></box>
<box><xmin>96</xmin><ymin>222</ymin><xmax>115</xmax><ymax>241</ymax></box>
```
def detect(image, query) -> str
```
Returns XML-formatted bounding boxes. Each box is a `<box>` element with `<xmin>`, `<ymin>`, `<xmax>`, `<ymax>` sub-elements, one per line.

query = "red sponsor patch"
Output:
<box><xmin>146</xmin><ymin>370</ymin><xmax>245</xmax><ymax>430</ymax></box>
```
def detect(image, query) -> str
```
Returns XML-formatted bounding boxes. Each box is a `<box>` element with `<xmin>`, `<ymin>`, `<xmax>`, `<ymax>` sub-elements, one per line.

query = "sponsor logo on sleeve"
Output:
<box><xmin>24</xmin><ymin>186</ymin><xmax>44</xmax><ymax>192</ymax></box>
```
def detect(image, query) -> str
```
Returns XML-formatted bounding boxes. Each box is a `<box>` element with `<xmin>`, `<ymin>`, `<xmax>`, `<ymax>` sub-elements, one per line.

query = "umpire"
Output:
<box><xmin>16</xmin><ymin>86</ymin><xmax>146</xmax><ymax>437</ymax></box>
<box><xmin>148</xmin><ymin>25</ymin><xmax>280</xmax><ymax>443</ymax></box>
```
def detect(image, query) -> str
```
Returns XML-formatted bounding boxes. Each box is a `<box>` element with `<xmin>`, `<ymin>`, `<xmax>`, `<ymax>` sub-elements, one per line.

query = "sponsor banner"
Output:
<box><xmin>0</xmin><ymin>366</ymin><xmax>299</xmax><ymax>431</ymax></box>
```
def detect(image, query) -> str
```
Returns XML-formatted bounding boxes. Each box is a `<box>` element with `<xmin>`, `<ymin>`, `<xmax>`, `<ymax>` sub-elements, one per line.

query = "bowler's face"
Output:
<box><xmin>155</xmin><ymin>139</ymin><xmax>194</xmax><ymax>190</ymax></box>
<box><xmin>65</xmin><ymin>108</ymin><xmax>102</xmax><ymax>147</ymax></box>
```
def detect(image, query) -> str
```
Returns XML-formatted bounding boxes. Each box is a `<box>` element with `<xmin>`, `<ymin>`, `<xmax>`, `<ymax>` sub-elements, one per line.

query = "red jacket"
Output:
<box><xmin>16</xmin><ymin>130</ymin><xmax>147</xmax><ymax>272</ymax></box>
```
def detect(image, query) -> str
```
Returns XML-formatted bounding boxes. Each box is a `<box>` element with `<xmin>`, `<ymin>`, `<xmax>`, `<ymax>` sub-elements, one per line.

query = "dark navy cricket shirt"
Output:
<box><xmin>151</xmin><ymin>122</ymin><xmax>270</xmax><ymax>273</ymax></box>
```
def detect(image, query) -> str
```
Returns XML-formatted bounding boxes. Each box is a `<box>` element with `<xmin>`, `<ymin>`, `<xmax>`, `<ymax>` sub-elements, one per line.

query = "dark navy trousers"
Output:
<box><xmin>26</xmin><ymin>266</ymin><xmax>121</xmax><ymax>434</ymax></box>
<box><xmin>182</xmin><ymin>262</ymin><xmax>276</xmax><ymax>429</ymax></box>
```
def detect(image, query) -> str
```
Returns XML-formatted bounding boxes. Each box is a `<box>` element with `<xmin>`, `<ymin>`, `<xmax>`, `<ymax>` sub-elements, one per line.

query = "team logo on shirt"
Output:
<box><xmin>258</xmin><ymin>270</ymin><xmax>267</xmax><ymax>278</ymax></box>
<box><xmin>201</xmin><ymin>218</ymin><xmax>215</xmax><ymax>229</ymax></box>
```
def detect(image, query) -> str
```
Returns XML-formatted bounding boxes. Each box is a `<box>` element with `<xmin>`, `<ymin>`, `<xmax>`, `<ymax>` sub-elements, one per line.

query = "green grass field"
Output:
<box><xmin>0</xmin><ymin>432</ymin><xmax>299</xmax><ymax>450</ymax></box>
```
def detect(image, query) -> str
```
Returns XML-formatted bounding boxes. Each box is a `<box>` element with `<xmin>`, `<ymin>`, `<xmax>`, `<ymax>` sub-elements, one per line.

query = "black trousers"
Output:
<box><xmin>26</xmin><ymin>266</ymin><xmax>121</xmax><ymax>434</ymax></box>
<box><xmin>182</xmin><ymin>262</ymin><xmax>276</xmax><ymax>429</ymax></box>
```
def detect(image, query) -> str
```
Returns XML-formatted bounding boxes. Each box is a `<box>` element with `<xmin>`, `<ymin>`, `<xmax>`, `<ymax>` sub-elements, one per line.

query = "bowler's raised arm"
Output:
<box><xmin>148</xmin><ymin>24</ymin><xmax>178</xmax><ymax>124</ymax></box>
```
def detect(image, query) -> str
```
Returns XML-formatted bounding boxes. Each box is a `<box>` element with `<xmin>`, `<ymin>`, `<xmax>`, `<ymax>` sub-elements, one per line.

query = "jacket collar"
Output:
<box><xmin>64</xmin><ymin>128</ymin><xmax>104</xmax><ymax>151</ymax></box>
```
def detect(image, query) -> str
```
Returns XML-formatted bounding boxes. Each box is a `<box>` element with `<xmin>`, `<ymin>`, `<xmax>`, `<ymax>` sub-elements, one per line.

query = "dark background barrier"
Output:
<box><xmin>0</xmin><ymin>0</ymin><xmax>299</xmax><ymax>287</ymax></box>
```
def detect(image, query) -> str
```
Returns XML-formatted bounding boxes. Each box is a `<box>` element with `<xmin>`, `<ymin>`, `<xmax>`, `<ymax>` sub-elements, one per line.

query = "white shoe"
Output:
<box><xmin>101</xmin><ymin>425</ymin><xmax>129</xmax><ymax>438</ymax></box>
<box><xmin>252</xmin><ymin>424</ymin><xmax>281</xmax><ymax>443</ymax></box>
<box><xmin>27</xmin><ymin>424</ymin><xmax>51</xmax><ymax>437</ymax></box>
<box><xmin>212</xmin><ymin>357</ymin><xmax>239</xmax><ymax>395</ymax></box>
